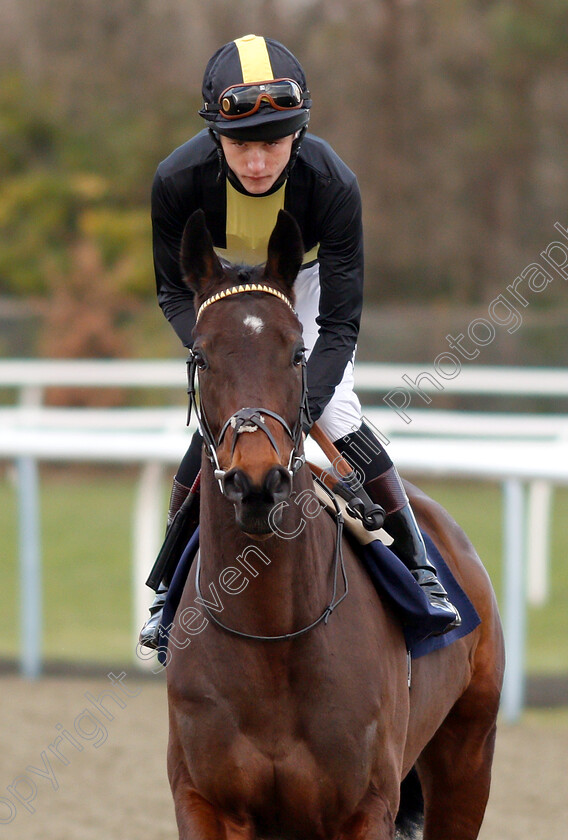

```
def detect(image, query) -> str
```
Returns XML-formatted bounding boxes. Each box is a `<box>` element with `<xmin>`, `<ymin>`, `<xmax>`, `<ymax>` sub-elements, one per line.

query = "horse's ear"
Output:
<box><xmin>180</xmin><ymin>209</ymin><xmax>224</xmax><ymax>294</ymax></box>
<box><xmin>264</xmin><ymin>210</ymin><xmax>304</xmax><ymax>292</ymax></box>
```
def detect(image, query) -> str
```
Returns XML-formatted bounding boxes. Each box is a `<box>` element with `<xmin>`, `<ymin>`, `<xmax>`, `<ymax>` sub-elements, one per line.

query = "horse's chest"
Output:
<box><xmin>168</xmin><ymin>562</ymin><xmax>409</xmax><ymax>828</ymax></box>
<box><xmin>171</xmin><ymin>676</ymin><xmax>394</xmax><ymax>826</ymax></box>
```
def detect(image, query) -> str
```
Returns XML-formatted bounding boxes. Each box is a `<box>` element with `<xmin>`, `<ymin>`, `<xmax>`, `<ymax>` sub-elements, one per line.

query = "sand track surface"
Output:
<box><xmin>0</xmin><ymin>675</ymin><xmax>566</xmax><ymax>839</ymax></box>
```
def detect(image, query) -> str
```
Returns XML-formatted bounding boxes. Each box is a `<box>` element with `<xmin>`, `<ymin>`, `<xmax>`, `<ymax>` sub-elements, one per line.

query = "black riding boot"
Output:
<box><xmin>139</xmin><ymin>477</ymin><xmax>194</xmax><ymax>650</ymax></box>
<box><xmin>365</xmin><ymin>468</ymin><xmax>461</xmax><ymax>633</ymax></box>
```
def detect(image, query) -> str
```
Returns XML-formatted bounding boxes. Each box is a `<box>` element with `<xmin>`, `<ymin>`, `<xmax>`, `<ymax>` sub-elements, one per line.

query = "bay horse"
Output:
<box><xmin>165</xmin><ymin>208</ymin><xmax>505</xmax><ymax>840</ymax></box>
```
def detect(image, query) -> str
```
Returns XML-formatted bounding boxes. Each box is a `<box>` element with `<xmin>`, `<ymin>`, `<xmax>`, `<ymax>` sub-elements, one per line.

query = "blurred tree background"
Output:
<box><xmin>1</xmin><ymin>0</ymin><xmax>568</xmax><ymax>368</ymax></box>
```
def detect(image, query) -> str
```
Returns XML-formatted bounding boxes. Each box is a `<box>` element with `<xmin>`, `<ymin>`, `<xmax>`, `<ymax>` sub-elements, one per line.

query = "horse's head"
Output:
<box><xmin>181</xmin><ymin>208</ymin><xmax>307</xmax><ymax>535</ymax></box>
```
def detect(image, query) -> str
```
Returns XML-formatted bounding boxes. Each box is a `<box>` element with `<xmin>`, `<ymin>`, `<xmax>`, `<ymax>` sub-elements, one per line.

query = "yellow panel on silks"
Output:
<box><xmin>216</xmin><ymin>181</ymin><xmax>286</xmax><ymax>265</ymax></box>
<box><xmin>216</xmin><ymin>181</ymin><xmax>320</xmax><ymax>266</ymax></box>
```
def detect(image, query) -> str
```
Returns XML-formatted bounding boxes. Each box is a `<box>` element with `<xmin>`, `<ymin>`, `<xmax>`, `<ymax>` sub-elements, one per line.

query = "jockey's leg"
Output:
<box><xmin>318</xmin><ymin>383</ymin><xmax>460</xmax><ymax>634</ymax></box>
<box><xmin>341</xmin><ymin>423</ymin><xmax>460</xmax><ymax>632</ymax></box>
<box><xmin>293</xmin><ymin>263</ymin><xmax>459</xmax><ymax>632</ymax></box>
<box><xmin>139</xmin><ymin>429</ymin><xmax>202</xmax><ymax>650</ymax></box>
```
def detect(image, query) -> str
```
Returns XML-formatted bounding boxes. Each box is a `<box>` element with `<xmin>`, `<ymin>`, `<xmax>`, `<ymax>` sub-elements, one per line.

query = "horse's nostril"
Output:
<box><xmin>223</xmin><ymin>468</ymin><xmax>250</xmax><ymax>502</ymax></box>
<box><xmin>224</xmin><ymin>466</ymin><xmax>292</xmax><ymax>506</ymax></box>
<box><xmin>263</xmin><ymin>466</ymin><xmax>292</xmax><ymax>503</ymax></box>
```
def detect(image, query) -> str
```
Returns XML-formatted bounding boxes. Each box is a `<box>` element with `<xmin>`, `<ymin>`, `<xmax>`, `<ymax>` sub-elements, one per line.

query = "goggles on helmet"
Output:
<box><xmin>218</xmin><ymin>78</ymin><xmax>306</xmax><ymax>120</ymax></box>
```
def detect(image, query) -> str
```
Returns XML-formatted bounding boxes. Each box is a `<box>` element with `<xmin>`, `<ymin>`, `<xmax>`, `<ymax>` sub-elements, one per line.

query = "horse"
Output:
<box><xmin>165</xmin><ymin>208</ymin><xmax>505</xmax><ymax>840</ymax></box>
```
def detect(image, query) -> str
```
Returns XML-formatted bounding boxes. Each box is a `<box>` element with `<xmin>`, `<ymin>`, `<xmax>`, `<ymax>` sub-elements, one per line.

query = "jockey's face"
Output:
<box><xmin>220</xmin><ymin>135</ymin><xmax>294</xmax><ymax>194</ymax></box>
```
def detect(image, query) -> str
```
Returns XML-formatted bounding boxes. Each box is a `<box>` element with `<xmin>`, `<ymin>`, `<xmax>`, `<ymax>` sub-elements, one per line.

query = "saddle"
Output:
<box><xmin>309</xmin><ymin>463</ymin><xmax>393</xmax><ymax>546</ymax></box>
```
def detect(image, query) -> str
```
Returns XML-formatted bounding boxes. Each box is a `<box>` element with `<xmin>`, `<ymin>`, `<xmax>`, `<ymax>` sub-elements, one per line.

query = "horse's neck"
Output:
<box><xmin>198</xmin><ymin>463</ymin><xmax>336</xmax><ymax>635</ymax></box>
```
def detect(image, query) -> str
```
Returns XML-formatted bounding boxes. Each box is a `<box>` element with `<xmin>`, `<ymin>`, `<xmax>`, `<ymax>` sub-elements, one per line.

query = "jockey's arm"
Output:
<box><xmin>305</xmin><ymin>175</ymin><xmax>364</xmax><ymax>424</ymax></box>
<box><xmin>152</xmin><ymin>170</ymin><xmax>197</xmax><ymax>348</ymax></box>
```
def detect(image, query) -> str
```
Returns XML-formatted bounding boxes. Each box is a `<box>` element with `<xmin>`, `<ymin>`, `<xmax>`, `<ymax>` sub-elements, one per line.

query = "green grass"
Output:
<box><xmin>1</xmin><ymin>467</ymin><xmax>567</xmax><ymax>673</ymax></box>
<box><xmin>521</xmin><ymin>707</ymin><xmax>568</xmax><ymax>728</ymax></box>
<box><xmin>1</xmin><ymin>465</ymin><xmax>167</xmax><ymax>664</ymax></box>
<box><xmin>417</xmin><ymin>478</ymin><xmax>568</xmax><ymax>673</ymax></box>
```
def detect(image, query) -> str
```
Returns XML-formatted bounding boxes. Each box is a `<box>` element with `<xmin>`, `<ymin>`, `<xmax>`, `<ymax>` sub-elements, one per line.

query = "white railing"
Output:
<box><xmin>1</xmin><ymin>358</ymin><xmax>567</xmax><ymax>395</ymax></box>
<box><xmin>2</xmin><ymin>358</ymin><xmax>568</xmax><ymax>419</ymax></box>
<box><xmin>2</xmin><ymin>359</ymin><xmax>568</xmax><ymax>723</ymax></box>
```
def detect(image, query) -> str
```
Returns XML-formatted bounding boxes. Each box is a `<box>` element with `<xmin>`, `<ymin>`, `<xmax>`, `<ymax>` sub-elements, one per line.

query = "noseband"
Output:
<box><xmin>186</xmin><ymin>283</ymin><xmax>311</xmax><ymax>494</ymax></box>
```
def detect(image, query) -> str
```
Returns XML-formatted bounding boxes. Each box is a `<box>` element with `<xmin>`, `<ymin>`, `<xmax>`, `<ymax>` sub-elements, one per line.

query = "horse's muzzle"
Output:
<box><xmin>222</xmin><ymin>465</ymin><xmax>293</xmax><ymax>534</ymax></box>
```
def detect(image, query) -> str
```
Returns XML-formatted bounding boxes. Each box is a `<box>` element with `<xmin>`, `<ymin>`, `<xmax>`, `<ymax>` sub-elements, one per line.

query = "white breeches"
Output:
<box><xmin>294</xmin><ymin>263</ymin><xmax>362</xmax><ymax>442</ymax></box>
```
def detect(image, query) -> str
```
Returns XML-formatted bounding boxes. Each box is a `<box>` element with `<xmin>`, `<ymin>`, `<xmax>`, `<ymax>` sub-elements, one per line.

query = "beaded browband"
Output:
<box><xmin>196</xmin><ymin>283</ymin><xmax>295</xmax><ymax>322</ymax></box>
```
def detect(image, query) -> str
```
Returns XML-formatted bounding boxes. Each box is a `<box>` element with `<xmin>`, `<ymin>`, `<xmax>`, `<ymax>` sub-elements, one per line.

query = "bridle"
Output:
<box><xmin>186</xmin><ymin>282</ymin><xmax>311</xmax><ymax>495</ymax></box>
<box><xmin>186</xmin><ymin>280</ymin><xmax>349</xmax><ymax>642</ymax></box>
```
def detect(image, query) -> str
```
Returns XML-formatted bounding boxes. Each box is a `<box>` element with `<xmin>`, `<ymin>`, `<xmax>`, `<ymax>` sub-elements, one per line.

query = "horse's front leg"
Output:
<box><xmin>168</xmin><ymin>735</ymin><xmax>254</xmax><ymax>840</ymax></box>
<box><xmin>171</xmin><ymin>785</ymin><xmax>254</xmax><ymax>840</ymax></box>
<box><xmin>172</xmin><ymin>785</ymin><xmax>221</xmax><ymax>840</ymax></box>
<box><xmin>338</xmin><ymin>788</ymin><xmax>398</xmax><ymax>840</ymax></box>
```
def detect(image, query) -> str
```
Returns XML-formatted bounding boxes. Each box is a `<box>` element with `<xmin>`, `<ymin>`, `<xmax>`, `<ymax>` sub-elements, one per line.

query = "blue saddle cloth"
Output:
<box><xmin>158</xmin><ymin>528</ymin><xmax>480</xmax><ymax>665</ymax></box>
<box><xmin>360</xmin><ymin>533</ymin><xmax>480</xmax><ymax>657</ymax></box>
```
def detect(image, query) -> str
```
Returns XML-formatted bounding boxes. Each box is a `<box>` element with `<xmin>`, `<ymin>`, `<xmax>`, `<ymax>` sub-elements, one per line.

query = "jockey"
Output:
<box><xmin>140</xmin><ymin>34</ymin><xmax>460</xmax><ymax>649</ymax></box>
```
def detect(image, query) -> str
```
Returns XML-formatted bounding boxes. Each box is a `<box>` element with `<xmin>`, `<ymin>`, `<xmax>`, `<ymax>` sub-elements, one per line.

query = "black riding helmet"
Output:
<box><xmin>199</xmin><ymin>35</ymin><xmax>311</xmax><ymax>187</ymax></box>
<box><xmin>200</xmin><ymin>34</ymin><xmax>311</xmax><ymax>139</ymax></box>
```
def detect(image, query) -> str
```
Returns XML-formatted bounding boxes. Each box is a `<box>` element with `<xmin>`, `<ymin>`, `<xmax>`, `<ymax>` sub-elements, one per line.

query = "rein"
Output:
<box><xmin>187</xmin><ymin>281</ymin><xmax>348</xmax><ymax>641</ymax></box>
<box><xmin>194</xmin><ymin>475</ymin><xmax>349</xmax><ymax>642</ymax></box>
<box><xmin>186</xmin><ymin>283</ymin><xmax>311</xmax><ymax>494</ymax></box>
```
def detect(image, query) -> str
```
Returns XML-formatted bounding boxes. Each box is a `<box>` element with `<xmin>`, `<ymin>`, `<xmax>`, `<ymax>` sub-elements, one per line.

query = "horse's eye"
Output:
<box><xmin>192</xmin><ymin>349</ymin><xmax>208</xmax><ymax>371</ymax></box>
<box><xmin>293</xmin><ymin>347</ymin><xmax>306</xmax><ymax>367</ymax></box>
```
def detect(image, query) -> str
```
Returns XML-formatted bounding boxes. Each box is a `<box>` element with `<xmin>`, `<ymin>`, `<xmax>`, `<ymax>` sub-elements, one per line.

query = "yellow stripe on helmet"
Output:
<box><xmin>234</xmin><ymin>34</ymin><xmax>274</xmax><ymax>83</ymax></box>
